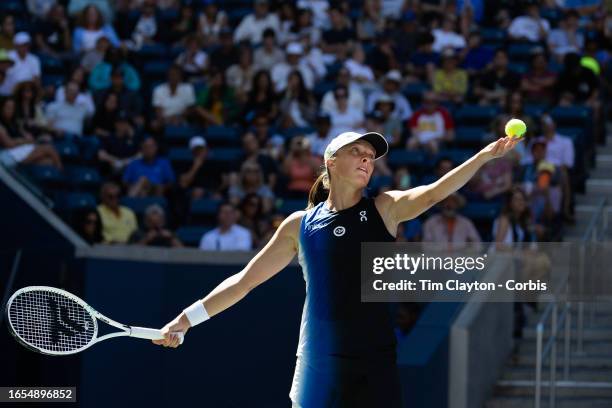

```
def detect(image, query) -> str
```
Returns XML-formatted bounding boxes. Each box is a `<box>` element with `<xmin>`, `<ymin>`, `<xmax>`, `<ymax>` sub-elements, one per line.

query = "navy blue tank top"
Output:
<box><xmin>296</xmin><ymin>197</ymin><xmax>397</xmax><ymax>358</ymax></box>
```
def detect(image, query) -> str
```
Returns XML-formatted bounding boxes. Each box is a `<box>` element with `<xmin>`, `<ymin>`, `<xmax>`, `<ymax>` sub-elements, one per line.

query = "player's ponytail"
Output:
<box><xmin>307</xmin><ymin>168</ymin><xmax>330</xmax><ymax>209</ymax></box>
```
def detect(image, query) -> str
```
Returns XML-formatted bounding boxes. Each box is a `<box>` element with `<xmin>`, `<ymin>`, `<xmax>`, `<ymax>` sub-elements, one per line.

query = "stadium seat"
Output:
<box><xmin>282</xmin><ymin>127</ymin><xmax>315</xmax><ymax>140</ymax></box>
<box><xmin>387</xmin><ymin>150</ymin><xmax>426</xmax><ymax>169</ymax></box>
<box><xmin>277</xmin><ymin>199</ymin><xmax>307</xmax><ymax>215</ymax></box>
<box><xmin>524</xmin><ymin>104</ymin><xmax>547</xmax><ymax>118</ymax></box>
<box><xmin>508</xmin><ymin>43</ymin><xmax>540</xmax><ymax>63</ymax></box>
<box><xmin>137</xmin><ymin>43</ymin><xmax>168</xmax><ymax>60</ymax></box>
<box><xmin>460</xmin><ymin>201</ymin><xmax>501</xmax><ymax>221</ymax></box>
<box><xmin>190</xmin><ymin>199</ymin><xmax>222</xmax><ymax>224</ymax></box>
<box><xmin>435</xmin><ymin>149</ymin><xmax>475</xmax><ymax>166</ymax></box>
<box><xmin>480</xmin><ymin>28</ymin><xmax>506</xmax><ymax>48</ymax></box>
<box><xmin>57</xmin><ymin>192</ymin><xmax>97</xmax><ymax>211</ymax></box>
<box><xmin>205</xmin><ymin>126</ymin><xmax>241</xmax><ymax>147</ymax></box>
<box><xmin>0</xmin><ymin>1</ymin><xmax>26</xmax><ymax>16</ymax></box>
<box><xmin>38</xmin><ymin>54</ymin><xmax>64</xmax><ymax>75</ymax></box>
<box><xmin>66</xmin><ymin>166</ymin><xmax>102</xmax><ymax>190</ymax></box>
<box><xmin>165</xmin><ymin>125</ymin><xmax>199</xmax><ymax>146</ymax></box>
<box><xmin>143</xmin><ymin>60</ymin><xmax>172</xmax><ymax>81</ymax></box>
<box><xmin>25</xmin><ymin>165</ymin><xmax>65</xmax><ymax>188</ymax></box>
<box><xmin>550</xmin><ymin>106</ymin><xmax>590</xmax><ymax>127</ymax></box>
<box><xmin>42</xmin><ymin>74</ymin><xmax>64</xmax><ymax>88</ymax></box>
<box><xmin>120</xmin><ymin>196</ymin><xmax>168</xmax><ymax>215</ymax></box>
<box><xmin>313</xmin><ymin>81</ymin><xmax>336</xmax><ymax>101</ymax></box>
<box><xmin>176</xmin><ymin>226</ymin><xmax>213</xmax><ymax>247</ymax></box>
<box><xmin>53</xmin><ymin>140</ymin><xmax>80</xmax><ymax>162</ymax></box>
<box><xmin>507</xmin><ymin>62</ymin><xmax>529</xmax><ymax>75</ymax></box>
<box><xmin>454</xmin><ymin>105</ymin><xmax>500</xmax><ymax>127</ymax></box>
<box><xmin>402</xmin><ymin>82</ymin><xmax>430</xmax><ymax>106</ymax></box>
<box><xmin>207</xmin><ymin>148</ymin><xmax>243</xmax><ymax>171</ymax></box>
<box><xmin>454</xmin><ymin>127</ymin><xmax>488</xmax><ymax>146</ymax></box>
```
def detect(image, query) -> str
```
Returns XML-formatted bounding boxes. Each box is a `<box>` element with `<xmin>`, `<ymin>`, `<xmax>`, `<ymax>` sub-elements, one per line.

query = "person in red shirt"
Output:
<box><xmin>407</xmin><ymin>91</ymin><xmax>454</xmax><ymax>154</ymax></box>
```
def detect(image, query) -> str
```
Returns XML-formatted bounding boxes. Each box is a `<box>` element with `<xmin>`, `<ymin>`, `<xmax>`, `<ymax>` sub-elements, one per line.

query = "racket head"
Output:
<box><xmin>5</xmin><ymin>286</ymin><xmax>98</xmax><ymax>355</ymax></box>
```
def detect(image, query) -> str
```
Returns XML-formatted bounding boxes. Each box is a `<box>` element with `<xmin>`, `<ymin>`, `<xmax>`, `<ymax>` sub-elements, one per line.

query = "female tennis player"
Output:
<box><xmin>153</xmin><ymin>131</ymin><xmax>519</xmax><ymax>407</ymax></box>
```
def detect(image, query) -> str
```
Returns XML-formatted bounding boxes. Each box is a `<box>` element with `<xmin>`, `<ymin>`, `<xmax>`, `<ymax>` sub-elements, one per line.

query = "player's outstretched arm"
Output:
<box><xmin>377</xmin><ymin>137</ymin><xmax>520</xmax><ymax>226</ymax></box>
<box><xmin>153</xmin><ymin>211</ymin><xmax>304</xmax><ymax>348</ymax></box>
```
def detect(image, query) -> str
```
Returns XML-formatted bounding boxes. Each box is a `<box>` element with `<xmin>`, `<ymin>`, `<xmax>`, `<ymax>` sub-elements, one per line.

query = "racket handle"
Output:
<box><xmin>131</xmin><ymin>326</ymin><xmax>184</xmax><ymax>345</ymax></box>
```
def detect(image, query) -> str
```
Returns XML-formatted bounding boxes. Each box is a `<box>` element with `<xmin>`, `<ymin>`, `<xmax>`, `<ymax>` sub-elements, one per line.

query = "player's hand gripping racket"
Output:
<box><xmin>4</xmin><ymin>286</ymin><xmax>184</xmax><ymax>355</ymax></box>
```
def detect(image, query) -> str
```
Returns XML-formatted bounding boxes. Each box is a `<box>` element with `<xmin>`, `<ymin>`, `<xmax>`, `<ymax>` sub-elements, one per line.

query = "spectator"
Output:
<box><xmin>432</xmin><ymin>14</ymin><xmax>467</xmax><ymax>53</ymax></box>
<box><xmin>13</xmin><ymin>81</ymin><xmax>50</xmax><ymax>138</ymax></box>
<box><xmin>465</xmin><ymin>154</ymin><xmax>514</xmax><ymax>201</ymax></box>
<box><xmin>80</xmin><ymin>35</ymin><xmax>111</xmax><ymax>73</ymax></box>
<box><xmin>0</xmin><ymin>97</ymin><xmax>61</xmax><ymax>168</ymax></box>
<box><xmin>373</xmin><ymin>94</ymin><xmax>402</xmax><ymax>147</ymax></box>
<box><xmin>27</xmin><ymin>0</ymin><xmax>58</xmax><ymax>20</ymax></box>
<box><xmin>277</xmin><ymin>2</ymin><xmax>297</xmax><ymax>45</ymax></box>
<box><xmin>89</xmin><ymin>47</ymin><xmax>141</xmax><ymax>92</ymax></box>
<box><xmin>97</xmin><ymin>181</ymin><xmax>138</xmax><ymax>244</ymax></box>
<box><xmin>406</xmin><ymin>32</ymin><xmax>439</xmax><ymax>81</ymax></box>
<box><xmin>278</xmin><ymin>70</ymin><xmax>316</xmax><ymax>129</ymax></box>
<box><xmin>548</xmin><ymin>10</ymin><xmax>584</xmax><ymax>62</ymax></box>
<box><xmin>168</xmin><ymin>4</ymin><xmax>197</xmax><ymax>44</ymax></box>
<box><xmin>123</xmin><ymin>138</ymin><xmax>175</xmax><ymax>197</ymax></box>
<box><xmin>228</xmin><ymin>161</ymin><xmax>275</xmax><ymax>214</ymax></box>
<box><xmin>57</xmin><ymin>66</ymin><xmax>96</xmax><ymax>116</ymax></box>
<box><xmin>321</xmin><ymin>5</ymin><xmax>355</xmax><ymax>59</ymax></box>
<box><xmin>194</xmin><ymin>67</ymin><xmax>238</xmax><ymax>126</ymax></box>
<box><xmin>422</xmin><ymin>192</ymin><xmax>482</xmax><ymax>249</ymax></box>
<box><xmin>326</xmin><ymin>85</ymin><xmax>365</xmax><ymax>135</ymax></box>
<box><xmin>178</xmin><ymin>136</ymin><xmax>217</xmax><ymax>200</ymax></box>
<box><xmin>175</xmin><ymin>34</ymin><xmax>208</xmax><ymax>80</ymax></box>
<box><xmin>306</xmin><ymin>111</ymin><xmax>334</xmax><ymax>157</ymax></box>
<box><xmin>556</xmin><ymin>52</ymin><xmax>599</xmax><ymax>105</ymax></box>
<box><xmin>243</xmin><ymin>70</ymin><xmax>278</xmax><ymax>122</ymax></box>
<box><xmin>367</xmin><ymin>70</ymin><xmax>413</xmax><ymax>121</ymax></box>
<box><xmin>356</xmin><ymin>0</ymin><xmax>386</xmax><ymax>42</ymax></box>
<box><xmin>129</xmin><ymin>204</ymin><xmax>183</xmax><ymax>247</ymax></box>
<box><xmin>45</xmin><ymin>81</ymin><xmax>90</xmax><ymax>135</ymax></box>
<box><xmin>197</xmin><ymin>0</ymin><xmax>229</xmax><ymax>46</ymax></box>
<box><xmin>0</xmin><ymin>15</ymin><xmax>15</xmax><ymax>50</ymax></box>
<box><xmin>239</xmin><ymin>131</ymin><xmax>278</xmax><ymax>188</ymax></box>
<box><xmin>407</xmin><ymin>91</ymin><xmax>454</xmax><ymax>154</ymax></box>
<box><xmin>5</xmin><ymin>33</ymin><xmax>41</xmax><ymax>93</ymax></box>
<box><xmin>292</xmin><ymin>7</ymin><xmax>322</xmax><ymax>45</ymax></box>
<box><xmin>97</xmin><ymin>110</ymin><xmax>141</xmax><ymax>176</ymax></box>
<box><xmin>366</xmin><ymin>33</ymin><xmax>399</xmax><ymax>78</ymax></box>
<box><xmin>226</xmin><ymin>46</ymin><xmax>255</xmax><ymax>102</ymax></box>
<box><xmin>234</xmin><ymin>0</ymin><xmax>280</xmax><ymax>45</ymax></box>
<box><xmin>68</xmin><ymin>0</ymin><xmax>114</xmax><ymax>25</ymax></box>
<box><xmin>151</xmin><ymin>65</ymin><xmax>195</xmax><ymax>127</ymax></box>
<box><xmin>72</xmin><ymin>4</ymin><xmax>120</xmax><ymax>54</ymax></box>
<box><xmin>492</xmin><ymin>186</ymin><xmax>537</xmax><ymax>250</ymax></box>
<box><xmin>528</xmin><ymin>160</ymin><xmax>563</xmax><ymax>239</ymax></box>
<box><xmin>93</xmin><ymin>67</ymin><xmax>144</xmax><ymax>126</ymax></box>
<box><xmin>271</xmin><ymin>42</ymin><xmax>315</xmax><ymax>93</ymax></box>
<box><xmin>392</xmin><ymin>11</ymin><xmax>419</xmax><ymax>68</ymax></box>
<box><xmin>0</xmin><ymin>50</ymin><xmax>13</xmax><ymax>96</ymax></box>
<box><xmin>321</xmin><ymin>67</ymin><xmax>366</xmax><ymax>113</ymax></box>
<box><xmin>91</xmin><ymin>91</ymin><xmax>120</xmax><ymax>137</ymax></box>
<box><xmin>473</xmin><ymin>49</ymin><xmax>520</xmax><ymax>106</ymax></box>
<box><xmin>127</xmin><ymin>0</ymin><xmax>160</xmax><ymax>50</ymax></box>
<box><xmin>199</xmin><ymin>202</ymin><xmax>252</xmax><ymax>251</ymax></box>
<box><xmin>459</xmin><ymin>31</ymin><xmax>495</xmax><ymax>74</ymax></box>
<box><xmin>238</xmin><ymin>193</ymin><xmax>271</xmax><ymax>249</ymax></box>
<box><xmin>434</xmin><ymin>156</ymin><xmax>454</xmax><ymax>179</ymax></box>
<box><xmin>35</xmin><ymin>4</ymin><xmax>72</xmax><ymax>59</ymax></box>
<box><xmin>344</xmin><ymin>44</ymin><xmax>375</xmax><ymax>86</ymax></box>
<box><xmin>520</xmin><ymin>49</ymin><xmax>557</xmax><ymax>105</ymax></box>
<box><xmin>432</xmin><ymin>48</ymin><xmax>468</xmax><ymax>103</ymax></box>
<box><xmin>72</xmin><ymin>209</ymin><xmax>103</xmax><ymax>245</ymax></box>
<box><xmin>254</xmin><ymin>28</ymin><xmax>284</xmax><ymax>72</ymax></box>
<box><xmin>209</xmin><ymin>27</ymin><xmax>238</xmax><ymax>72</ymax></box>
<box><xmin>507</xmin><ymin>1</ymin><xmax>550</xmax><ymax>43</ymax></box>
<box><xmin>282</xmin><ymin>136</ymin><xmax>321</xmax><ymax>198</ymax></box>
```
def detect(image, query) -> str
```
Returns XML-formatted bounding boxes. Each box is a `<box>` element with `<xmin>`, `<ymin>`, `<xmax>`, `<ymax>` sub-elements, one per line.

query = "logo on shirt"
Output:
<box><xmin>333</xmin><ymin>226</ymin><xmax>346</xmax><ymax>237</ymax></box>
<box><xmin>359</xmin><ymin>210</ymin><xmax>367</xmax><ymax>222</ymax></box>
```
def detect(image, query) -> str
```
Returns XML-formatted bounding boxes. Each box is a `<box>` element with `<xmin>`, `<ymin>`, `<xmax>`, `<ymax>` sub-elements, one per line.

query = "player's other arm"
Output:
<box><xmin>378</xmin><ymin>137</ymin><xmax>519</xmax><ymax>225</ymax></box>
<box><xmin>154</xmin><ymin>211</ymin><xmax>303</xmax><ymax>347</ymax></box>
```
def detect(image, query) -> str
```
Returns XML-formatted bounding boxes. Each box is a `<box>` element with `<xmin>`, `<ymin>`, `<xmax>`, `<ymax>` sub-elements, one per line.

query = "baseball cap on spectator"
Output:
<box><xmin>537</xmin><ymin>161</ymin><xmax>555</xmax><ymax>174</ymax></box>
<box><xmin>385</xmin><ymin>70</ymin><xmax>402</xmax><ymax>83</ymax></box>
<box><xmin>189</xmin><ymin>136</ymin><xmax>207</xmax><ymax>150</ymax></box>
<box><xmin>286</xmin><ymin>42</ymin><xmax>304</xmax><ymax>55</ymax></box>
<box><xmin>14</xmin><ymin>32</ymin><xmax>31</xmax><ymax>46</ymax></box>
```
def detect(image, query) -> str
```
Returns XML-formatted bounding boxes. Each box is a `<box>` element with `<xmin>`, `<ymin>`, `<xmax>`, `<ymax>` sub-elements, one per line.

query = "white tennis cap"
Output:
<box><xmin>14</xmin><ymin>32</ymin><xmax>31</xmax><ymax>45</ymax></box>
<box><xmin>323</xmin><ymin>131</ymin><xmax>388</xmax><ymax>161</ymax></box>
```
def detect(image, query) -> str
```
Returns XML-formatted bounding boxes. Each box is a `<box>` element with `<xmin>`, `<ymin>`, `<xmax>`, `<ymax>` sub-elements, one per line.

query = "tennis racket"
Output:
<box><xmin>4</xmin><ymin>286</ymin><xmax>183</xmax><ymax>355</ymax></box>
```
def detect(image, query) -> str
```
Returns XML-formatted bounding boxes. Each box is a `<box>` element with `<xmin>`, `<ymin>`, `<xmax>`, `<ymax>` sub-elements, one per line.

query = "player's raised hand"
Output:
<box><xmin>481</xmin><ymin>136</ymin><xmax>520</xmax><ymax>160</ymax></box>
<box><xmin>153</xmin><ymin>314</ymin><xmax>190</xmax><ymax>348</ymax></box>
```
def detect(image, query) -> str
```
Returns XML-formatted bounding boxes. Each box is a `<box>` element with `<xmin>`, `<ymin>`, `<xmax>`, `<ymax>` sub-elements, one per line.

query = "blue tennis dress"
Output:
<box><xmin>289</xmin><ymin>197</ymin><xmax>403</xmax><ymax>408</ymax></box>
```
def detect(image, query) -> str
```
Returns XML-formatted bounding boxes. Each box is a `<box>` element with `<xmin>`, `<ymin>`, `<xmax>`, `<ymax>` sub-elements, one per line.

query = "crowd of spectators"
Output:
<box><xmin>0</xmin><ymin>0</ymin><xmax>608</xmax><ymax>256</ymax></box>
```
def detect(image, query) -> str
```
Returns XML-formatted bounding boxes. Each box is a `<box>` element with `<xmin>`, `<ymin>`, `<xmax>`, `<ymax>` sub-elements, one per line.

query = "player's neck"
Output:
<box><xmin>325</xmin><ymin>186</ymin><xmax>362</xmax><ymax>212</ymax></box>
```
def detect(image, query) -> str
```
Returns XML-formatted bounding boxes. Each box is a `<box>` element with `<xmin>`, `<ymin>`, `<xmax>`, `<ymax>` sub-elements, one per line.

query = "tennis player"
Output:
<box><xmin>153</xmin><ymin>131</ymin><xmax>519</xmax><ymax>407</ymax></box>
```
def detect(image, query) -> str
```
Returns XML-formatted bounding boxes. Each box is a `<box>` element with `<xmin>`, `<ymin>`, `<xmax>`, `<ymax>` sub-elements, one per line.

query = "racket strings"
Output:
<box><xmin>8</xmin><ymin>290</ymin><xmax>96</xmax><ymax>354</ymax></box>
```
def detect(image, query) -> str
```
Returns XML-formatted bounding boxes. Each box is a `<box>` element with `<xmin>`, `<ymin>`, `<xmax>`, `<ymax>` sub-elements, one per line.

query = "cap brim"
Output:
<box><xmin>358</xmin><ymin>132</ymin><xmax>389</xmax><ymax>160</ymax></box>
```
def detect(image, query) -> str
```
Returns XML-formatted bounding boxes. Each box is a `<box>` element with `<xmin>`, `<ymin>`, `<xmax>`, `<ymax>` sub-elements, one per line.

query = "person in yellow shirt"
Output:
<box><xmin>432</xmin><ymin>48</ymin><xmax>468</xmax><ymax>104</ymax></box>
<box><xmin>97</xmin><ymin>181</ymin><xmax>138</xmax><ymax>244</ymax></box>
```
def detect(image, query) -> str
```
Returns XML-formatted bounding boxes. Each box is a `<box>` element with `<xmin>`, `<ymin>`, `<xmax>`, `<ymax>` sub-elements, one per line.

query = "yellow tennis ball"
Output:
<box><xmin>505</xmin><ymin>118</ymin><xmax>527</xmax><ymax>139</ymax></box>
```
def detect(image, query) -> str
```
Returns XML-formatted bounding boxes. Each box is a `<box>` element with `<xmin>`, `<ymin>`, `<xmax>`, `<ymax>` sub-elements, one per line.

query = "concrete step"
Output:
<box><xmin>595</xmin><ymin>154</ymin><xmax>612</xmax><ymax>170</ymax></box>
<box><xmin>511</xmin><ymin>354</ymin><xmax>612</xmax><ymax>369</ymax></box>
<box><xmin>586</xmin><ymin>179</ymin><xmax>612</xmax><ymax>194</ymax></box>
<box><xmin>495</xmin><ymin>382</ymin><xmax>612</xmax><ymax>399</ymax></box>
<box><xmin>589</xmin><ymin>167</ymin><xmax>612</xmax><ymax>179</ymax></box>
<box><xmin>487</xmin><ymin>395</ymin><xmax>612</xmax><ymax>408</ymax></box>
<box><xmin>522</xmin><ymin>327</ymin><xmax>612</xmax><ymax>341</ymax></box>
<box><xmin>575</xmin><ymin>194</ymin><xmax>612</xmax><ymax>206</ymax></box>
<box><xmin>518</xmin><ymin>339</ymin><xmax>612</xmax><ymax>356</ymax></box>
<box><xmin>501</xmin><ymin>366</ymin><xmax>612</xmax><ymax>382</ymax></box>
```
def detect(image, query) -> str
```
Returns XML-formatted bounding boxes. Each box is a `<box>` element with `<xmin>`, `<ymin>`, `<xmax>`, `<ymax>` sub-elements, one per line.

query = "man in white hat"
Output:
<box><xmin>271</xmin><ymin>42</ymin><xmax>314</xmax><ymax>92</ymax></box>
<box><xmin>366</xmin><ymin>69</ymin><xmax>413</xmax><ymax>121</ymax></box>
<box><xmin>6</xmin><ymin>32</ymin><xmax>41</xmax><ymax>93</ymax></box>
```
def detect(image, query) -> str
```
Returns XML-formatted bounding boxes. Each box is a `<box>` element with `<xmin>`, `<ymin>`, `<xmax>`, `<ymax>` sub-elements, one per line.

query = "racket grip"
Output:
<box><xmin>131</xmin><ymin>326</ymin><xmax>184</xmax><ymax>345</ymax></box>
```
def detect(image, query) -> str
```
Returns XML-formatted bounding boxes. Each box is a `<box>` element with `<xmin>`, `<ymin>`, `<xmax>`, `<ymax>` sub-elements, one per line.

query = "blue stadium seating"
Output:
<box><xmin>26</xmin><ymin>165</ymin><xmax>65</xmax><ymax>187</ymax></box>
<box><xmin>369</xmin><ymin>175</ymin><xmax>393</xmax><ymax>192</ymax></box>
<box><xmin>208</xmin><ymin>147</ymin><xmax>243</xmax><ymax>163</ymax></box>
<box><xmin>0</xmin><ymin>1</ymin><xmax>26</xmax><ymax>16</ymax></box>
<box><xmin>205</xmin><ymin>126</ymin><xmax>241</xmax><ymax>147</ymax></box>
<box><xmin>66</xmin><ymin>166</ymin><xmax>102</xmax><ymax>190</ymax></box>
<box><xmin>550</xmin><ymin>106</ymin><xmax>591</xmax><ymax>127</ymax></box>
<box><xmin>53</xmin><ymin>140</ymin><xmax>80</xmax><ymax>162</ymax></box>
<box><xmin>190</xmin><ymin>198</ymin><xmax>222</xmax><ymax>221</ymax></box>
<box><xmin>277</xmin><ymin>199</ymin><xmax>307</xmax><ymax>215</ymax></box>
<box><xmin>454</xmin><ymin>126</ymin><xmax>488</xmax><ymax>146</ymax></box>
<box><xmin>165</xmin><ymin>125</ymin><xmax>199</xmax><ymax>146</ymax></box>
<box><xmin>480</xmin><ymin>28</ymin><xmax>506</xmax><ymax>48</ymax></box>
<box><xmin>387</xmin><ymin>150</ymin><xmax>427</xmax><ymax>169</ymax></box>
<box><xmin>120</xmin><ymin>196</ymin><xmax>168</xmax><ymax>215</ymax></box>
<box><xmin>508</xmin><ymin>43</ymin><xmax>540</xmax><ymax>63</ymax></box>
<box><xmin>137</xmin><ymin>44</ymin><xmax>168</xmax><ymax>60</ymax></box>
<box><xmin>435</xmin><ymin>149</ymin><xmax>475</xmax><ymax>166</ymax></box>
<box><xmin>56</xmin><ymin>192</ymin><xmax>97</xmax><ymax>211</ymax></box>
<box><xmin>507</xmin><ymin>62</ymin><xmax>529</xmax><ymax>75</ymax></box>
<box><xmin>176</xmin><ymin>226</ymin><xmax>213</xmax><ymax>247</ymax></box>
<box><xmin>37</xmin><ymin>54</ymin><xmax>64</xmax><ymax>75</ymax></box>
<box><xmin>42</xmin><ymin>74</ymin><xmax>64</xmax><ymax>88</ymax></box>
<box><xmin>460</xmin><ymin>201</ymin><xmax>501</xmax><ymax>221</ymax></box>
<box><xmin>143</xmin><ymin>60</ymin><xmax>172</xmax><ymax>81</ymax></box>
<box><xmin>402</xmin><ymin>82</ymin><xmax>430</xmax><ymax>106</ymax></box>
<box><xmin>454</xmin><ymin>105</ymin><xmax>500</xmax><ymax>127</ymax></box>
<box><xmin>524</xmin><ymin>104</ymin><xmax>547</xmax><ymax>118</ymax></box>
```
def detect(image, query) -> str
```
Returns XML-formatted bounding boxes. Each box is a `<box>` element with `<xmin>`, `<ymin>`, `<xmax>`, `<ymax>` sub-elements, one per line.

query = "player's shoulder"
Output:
<box><xmin>278</xmin><ymin>211</ymin><xmax>306</xmax><ymax>237</ymax></box>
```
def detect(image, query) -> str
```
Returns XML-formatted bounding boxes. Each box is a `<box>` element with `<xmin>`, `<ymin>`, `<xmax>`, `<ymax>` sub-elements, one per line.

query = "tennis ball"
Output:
<box><xmin>505</xmin><ymin>118</ymin><xmax>527</xmax><ymax>139</ymax></box>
